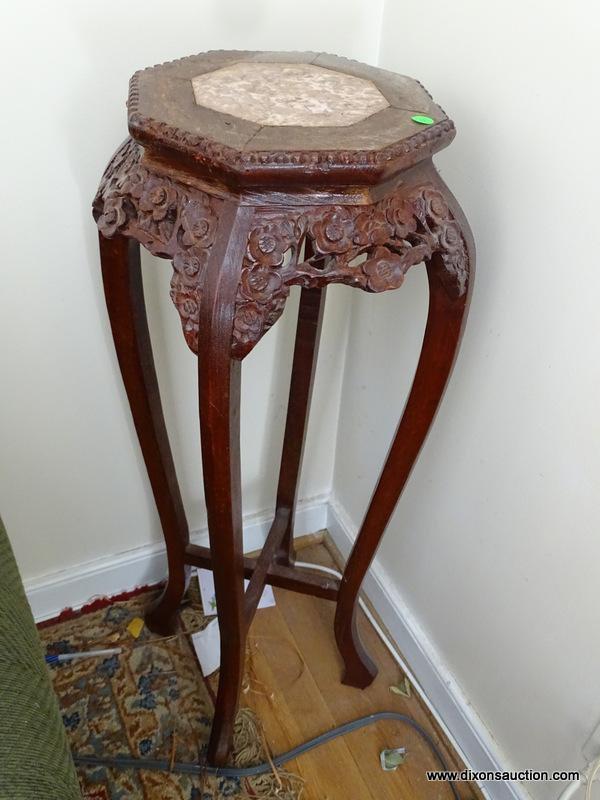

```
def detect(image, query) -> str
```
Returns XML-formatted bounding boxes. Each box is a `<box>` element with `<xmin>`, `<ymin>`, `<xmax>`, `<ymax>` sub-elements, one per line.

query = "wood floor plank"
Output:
<box><xmin>300</xmin><ymin>547</ymin><xmax>476</xmax><ymax>784</ymax></box>
<box><xmin>274</xmin><ymin>569</ymin><xmax>452</xmax><ymax>799</ymax></box>
<box><xmin>319</xmin><ymin>536</ymin><xmax>473</xmax><ymax>781</ymax></box>
<box><xmin>278</xmin><ymin>600</ymin><xmax>417</xmax><ymax>797</ymax></box>
<box><xmin>302</xmin><ymin>540</ymin><xmax>480</xmax><ymax>799</ymax></box>
<box><xmin>210</xmin><ymin>538</ymin><xmax>482</xmax><ymax>799</ymax></box>
<box><xmin>246</xmin><ymin>602</ymin><xmax>375</xmax><ymax>800</ymax></box>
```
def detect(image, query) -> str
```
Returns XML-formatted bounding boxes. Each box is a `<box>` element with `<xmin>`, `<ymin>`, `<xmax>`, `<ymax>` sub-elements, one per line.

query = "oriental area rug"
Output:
<box><xmin>38</xmin><ymin>582</ymin><xmax>302</xmax><ymax>800</ymax></box>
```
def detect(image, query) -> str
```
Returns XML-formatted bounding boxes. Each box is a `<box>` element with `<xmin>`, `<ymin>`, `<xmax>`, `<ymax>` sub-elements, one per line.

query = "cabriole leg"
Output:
<box><xmin>99</xmin><ymin>234</ymin><xmax>190</xmax><ymax>636</ymax></box>
<box><xmin>197</xmin><ymin>204</ymin><xmax>255</xmax><ymax>766</ymax></box>
<box><xmin>334</xmin><ymin>187</ymin><xmax>474</xmax><ymax>688</ymax></box>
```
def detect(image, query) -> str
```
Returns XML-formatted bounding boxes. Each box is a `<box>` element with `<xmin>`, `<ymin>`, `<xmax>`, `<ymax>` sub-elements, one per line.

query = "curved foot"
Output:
<box><xmin>335</xmin><ymin>609</ymin><xmax>378</xmax><ymax>688</ymax></box>
<box><xmin>144</xmin><ymin>564</ymin><xmax>189</xmax><ymax>635</ymax></box>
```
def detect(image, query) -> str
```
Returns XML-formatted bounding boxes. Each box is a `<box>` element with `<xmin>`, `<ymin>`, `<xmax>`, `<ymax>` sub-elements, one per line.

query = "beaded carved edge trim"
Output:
<box><xmin>127</xmin><ymin>53</ymin><xmax>455</xmax><ymax>170</ymax></box>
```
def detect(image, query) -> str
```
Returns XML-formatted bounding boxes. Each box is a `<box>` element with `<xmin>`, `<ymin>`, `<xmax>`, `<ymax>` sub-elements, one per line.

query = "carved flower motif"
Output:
<box><xmin>240</xmin><ymin>265</ymin><xmax>283</xmax><ymax>302</ymax></box>
<box><xmin>412</xmin><ymin>189</ymin><xmax>451</xmax><ymax>228</ymax></box>
<box><xmin>170</xmin><ymin>276</ymin><xmax>200</xmax><ymax>325</ymax></box>
<box><xmin>423</xmin><ymin>189</ymin><xmax>450</xmax><ymax>224</ymax></box>
<box><xmin>181</xmin><ymin>200</ymin><xmax>216</xmax><ymax>247</ymax></box>
<box><xmin>173</xmin><ymin>251</ymin><xmax>206</xmax><ymax>277</ymax></box>
<box><xmin>437</xmin><ymin>221</ymin><xmax>463</xmax><ymax>254</ymax></box>
<box><xmin>309</xmin><ymin>210</ymin><xmax>355</xmax><ymax>254</ymax></box>
<box><xmin>353</xmin><ymin>211</ymin><xmax>392</xmax><ymax>246</ymax></box>
<box><xmin>441</xmin><ymin>252</ymin><xmax>468</xmax><ymax>296</ymax></box>
<box><xmin>139</xmin><ymin>182</ymin><xmax>177</xmax><ymax>221</ymax></box>
<box><xmin>383</xmin><ymin>196</ymin><xmax>418</xmax><ymax>239</ymax></box>
<box><xmin>362</xmin><ymin>247</ymin><xmax>407</xmax><ymax>292</ymax></box>
<box><xmin>233</xmin><ymin>302</ymin><xmax>265</xmax><ymax>345</ymax></box>
<box><xmin>172</xmin><ymin>251</ymin><xmax>209</xmax><ymax>291</ymax></box>
<box><xmin>119</xmin><ymin>167</ymin><xmax>146</xmax><ymax>199</ymax></box>
<box><xmin>248</xmin><ymin>220</ymin><xmax>295</xmax><ymax>267</ymax></box>
<box><xmin>97</xmin><ymin>196</ymin><xmax>127</xmax><ymax>237</ymax></box>
<box><xmin>179</xmin><ymin>295</ymin><xmax>199</xmax><ymax>320</ymax></box>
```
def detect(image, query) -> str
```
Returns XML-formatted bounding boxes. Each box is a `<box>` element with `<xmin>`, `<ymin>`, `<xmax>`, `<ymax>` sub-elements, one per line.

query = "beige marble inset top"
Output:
<box><xmin>191</xmin><ymin>62</ymin><xmax>389</xmax><ymax>127</ymax></box>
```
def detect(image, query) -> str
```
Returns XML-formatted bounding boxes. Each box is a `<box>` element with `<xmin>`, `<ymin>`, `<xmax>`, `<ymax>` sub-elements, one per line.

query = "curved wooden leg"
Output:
<box><xmin>275</xmin><ymin>282</ymin><xmax>326</xmax><ymax>566</ymax></box>
<box><xmin>334</xmin><ymin>191</ymin><xmax>474</xmax><ymax>688</ymax></box>
<box><xmin>99</xmin><ymin>234</ymin><xmax>189</xmax><ymax>636</ymax></box>
<box><xmin>197</xmin><ymin>203</ymin><xmax>254</xmax><ymax>766</ymax></box>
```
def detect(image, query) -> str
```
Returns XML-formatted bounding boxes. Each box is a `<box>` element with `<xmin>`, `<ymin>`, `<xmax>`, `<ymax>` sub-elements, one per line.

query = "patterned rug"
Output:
<box><xmin>38</xmin><ymin>582</ymin><xmax>303</xmax><ymax>800</ymax></box>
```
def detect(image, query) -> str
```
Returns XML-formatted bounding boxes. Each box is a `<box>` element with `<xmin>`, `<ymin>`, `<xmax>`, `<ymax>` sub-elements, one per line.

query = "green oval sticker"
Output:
<box><xmin>411</xmin><ymin>114</ymin><xmax>435</xmax><ymax>125</ymax></box>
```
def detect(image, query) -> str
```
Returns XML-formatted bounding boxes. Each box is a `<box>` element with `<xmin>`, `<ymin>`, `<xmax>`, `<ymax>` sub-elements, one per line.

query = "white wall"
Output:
<box><xmin>0</xmin><ymin>0</ymin><xmax>383</xmax><ymax>581</ymax></box>
<box><xmin>332</xmin><ymin>1</ymin><xmax>600</xmax><ymax>796</ymax></box>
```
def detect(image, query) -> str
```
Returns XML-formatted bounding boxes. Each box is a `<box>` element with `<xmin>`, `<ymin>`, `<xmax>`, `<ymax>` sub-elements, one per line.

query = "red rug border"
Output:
<box><xmin>36</xmin><ymin>583</ymin><xmax>161</xmax><ymax>630</ymax></box>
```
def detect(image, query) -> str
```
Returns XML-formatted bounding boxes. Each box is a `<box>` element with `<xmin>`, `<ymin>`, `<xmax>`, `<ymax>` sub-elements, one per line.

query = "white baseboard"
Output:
<box><xmin>25</xmin><ymin>495</ymin><xmax>329</xmax><ymax>623</ymax></box>
<box><xmin>326</xmin><ymin>496</ymin><xmax>528</xmax><ymax>800</ymax></box>
<box><xmin>25</xmin><ymin>492</ymin><xmax>523</xmax><ymax>800</ymax></box>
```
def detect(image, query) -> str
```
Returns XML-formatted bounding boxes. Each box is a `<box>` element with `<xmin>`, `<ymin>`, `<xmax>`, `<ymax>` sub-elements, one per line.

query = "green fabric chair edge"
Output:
<box><xmin>0</xmin><ymin>515</ymin><xmax>82</xmax><ymax>800</ymax></box>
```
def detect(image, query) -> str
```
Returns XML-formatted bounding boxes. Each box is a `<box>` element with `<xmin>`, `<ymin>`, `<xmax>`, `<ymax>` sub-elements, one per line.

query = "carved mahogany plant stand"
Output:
<box><xmin>93</xmin><ymin>51</ymin><xmax>474</xmax><ymax>766</ymax></box>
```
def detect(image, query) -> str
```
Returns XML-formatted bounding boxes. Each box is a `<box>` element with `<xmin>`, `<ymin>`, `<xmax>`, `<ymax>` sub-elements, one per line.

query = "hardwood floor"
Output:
<box><xmin>219</xmin><ymin>535</ymin><xmax>483</xmax><ymax>800</ymax></box>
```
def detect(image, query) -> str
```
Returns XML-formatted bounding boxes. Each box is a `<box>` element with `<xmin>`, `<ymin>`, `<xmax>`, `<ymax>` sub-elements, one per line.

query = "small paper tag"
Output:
<box><xmin>191</xmin><ymin>619</ymin><xmax>221</xmax><ymax>676</ymax></box>
<box><xmin>196</xmin><ymin>568</ymin><xmax>275</xmax><ymax>617</ymax></box>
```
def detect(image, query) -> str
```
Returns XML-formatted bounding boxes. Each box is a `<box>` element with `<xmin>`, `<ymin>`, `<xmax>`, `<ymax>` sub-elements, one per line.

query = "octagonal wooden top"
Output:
<box><xmin>128</xmin><ymin>51</ymin><xmax>455</xmax><ymax>191</ymax></box>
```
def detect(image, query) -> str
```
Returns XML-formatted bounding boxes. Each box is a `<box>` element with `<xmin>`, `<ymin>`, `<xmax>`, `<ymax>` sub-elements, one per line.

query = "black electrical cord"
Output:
<box><xmin>73</xmin><ymin>710</ymin><xmax>461</xmax><ymax>800</ymax></box>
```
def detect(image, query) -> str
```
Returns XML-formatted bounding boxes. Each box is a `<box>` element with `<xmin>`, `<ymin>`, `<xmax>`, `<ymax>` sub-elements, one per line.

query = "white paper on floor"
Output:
<box><xmin>196</xmin><ymin>568</ymin><xmax>276</xmax><ymax>617</ymax></box>
<box><xmin>191</xmin><ymin>619</ymin><xmax>221</xmax><ymax>677</ymax></box>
